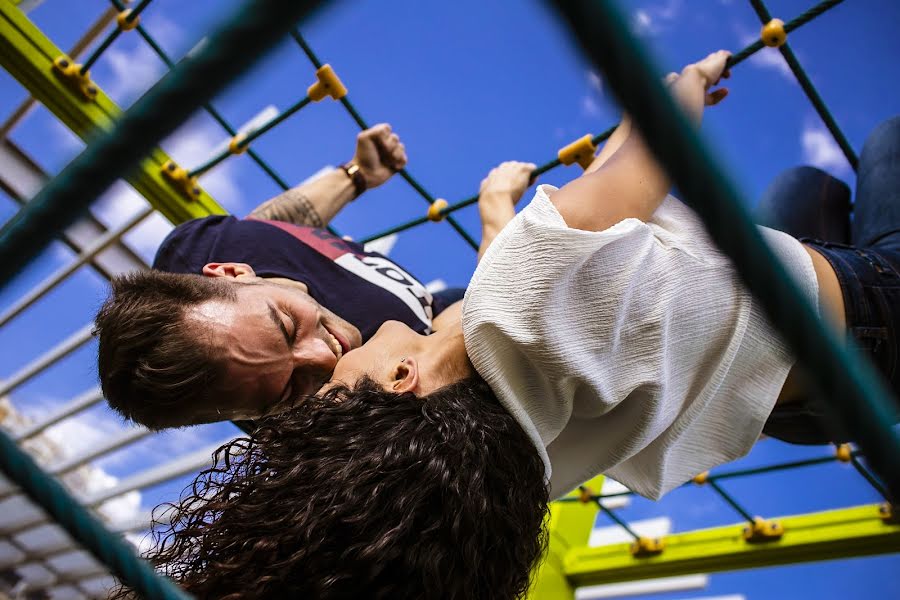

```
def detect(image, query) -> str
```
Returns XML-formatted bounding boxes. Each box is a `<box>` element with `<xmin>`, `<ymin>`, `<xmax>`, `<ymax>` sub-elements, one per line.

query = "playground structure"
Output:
<box><xmin>0</xmin><ymin>0</ymin><xmax>898</xmax><ymax>598</ymax></box>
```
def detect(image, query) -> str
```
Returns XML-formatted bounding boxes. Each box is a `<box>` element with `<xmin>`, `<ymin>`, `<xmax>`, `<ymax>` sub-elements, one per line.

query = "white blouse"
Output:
<box><xmin>462</xmin><ymin>185</ymin><xmax>818</xmax><ymax>500</ymax></box>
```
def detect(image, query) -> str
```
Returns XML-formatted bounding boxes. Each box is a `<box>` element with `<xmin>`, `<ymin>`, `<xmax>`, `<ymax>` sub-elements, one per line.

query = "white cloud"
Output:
<box><xmin>801</xmin><ymin>121</ymin><xmax>851</xmax><ymax>174</ymax></box>
<box><xmin>738</xmin><ymin>32</ymin><xmax>794</xmax><ymax>81</ymax></box>
<box><xmin>632</xmin><ymin>0</ymin><xmax>682</xmax><ymax>35</ymax></box>
<box><xmin>581</xmin><ymin>70</ymin><xmax>604</xmax><ymax>118</ymax></box>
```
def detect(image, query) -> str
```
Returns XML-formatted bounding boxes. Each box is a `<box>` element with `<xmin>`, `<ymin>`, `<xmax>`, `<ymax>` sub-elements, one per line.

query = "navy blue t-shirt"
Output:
<box><xmin>153</xmin><ymin>216</ymin><xmax>435</xmax><ymax>341</ymax></box>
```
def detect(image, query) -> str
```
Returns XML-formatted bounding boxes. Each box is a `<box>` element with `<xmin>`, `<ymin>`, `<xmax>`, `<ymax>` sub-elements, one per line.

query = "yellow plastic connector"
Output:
<box><xmin>307</xmin><ymin>64</ymin><xmax>348</xmax><ymax>102</ymax></box>
<box><xmin>630</xmin><ymin>536</ymin><xmax>665</xmax><ymax>557</ymax></box>
<box><xmin>835</xmin><ymin>443</ymin><xmax>852</xmax><ymax>463</ymax></box>
<box><xmin>743</xmin><ymin>517</ymin><xmax>784</xmax><ymax>543</ymax></box>
<box><xmin>692</xmin><ymin>471</ymin><xmax>709</xmax><ymax>485</ymax></box>
<box><xmin>51</xmin><ymin>55</ymin><xmax>97</xmax><ymax>101</ymax></box>
<box><xmin>427</xmin><ymin>199</ymin><xmax>449</xmax><ymax>222</ymax></box>
<box><xmin>558</xmin><ymin>134</ymin><xmax>597</xmax><ymax>170</ymax></box>
<box><xmin>578</xmin><ymin>485</ymin><xmax>594</xmax><ymax>504</ymax></box>
<box><xmin>761</xmin><ymin>18</ymin><xmax>787</xmax><ymax>48</ymax></box>
<box><xmin>879</xmin><ymin>503</ymin><xmax>898</xmax><ymax>525</ymax></box>
<box><xmin>228</xmin><ymin>133</ymin><xmax>248</xmax><ymax>154</ymax></box>
<box><xmin>161</xmin><ymin>160</ymin><xmax>202</xmax><ymax>201</ymax></box>
<box><xmin>116</xmin><ymin>9</ymin><xmax>140</xmax><ymax>31</ymax></box>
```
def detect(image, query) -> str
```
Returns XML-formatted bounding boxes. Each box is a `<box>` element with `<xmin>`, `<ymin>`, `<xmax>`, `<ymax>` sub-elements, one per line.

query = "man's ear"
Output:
<box><xmin>202</xmin><ymin>262</ymin><xmax>257</xmax><ymax>280</ymax></box>
<box><xmin>391</xmin><ymin>357</ymin><xmax>420</xmax><ymax>394</ymax></box>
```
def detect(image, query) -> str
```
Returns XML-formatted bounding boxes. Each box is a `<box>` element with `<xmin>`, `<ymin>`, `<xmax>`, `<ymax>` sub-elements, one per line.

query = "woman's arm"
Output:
<box><xmin>477</xmin><ymin>161</ymin><xmax>537</xmax><ymax>261</ymax></box>
<box><xmin>550</xmin><ymin>51</ymin><xmax>731</xmax><ymax>233</ymax></box>
<box><xmin>249</xmin><ymin>124</ymin><xmax>407</xmax><ymax>226</ymax></box>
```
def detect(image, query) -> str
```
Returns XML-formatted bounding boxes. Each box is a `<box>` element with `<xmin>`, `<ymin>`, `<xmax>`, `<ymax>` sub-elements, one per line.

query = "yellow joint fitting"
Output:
<box><xmin>692</xmin><ymin>471</ymin><xmax>709</xmax><ymax>485</ymax></box>
<box><xmin>743</xmin><ymin>517</ymin><xmax>784</xmax><ymax>543</ymax></box>
<box><xmin>52</xmin><ymin>55</ymin><xmax>98</xmax><ymax>101</ymax></box>
<box><xmin>578</xmin><ymin>486</ymin><xmax>594</xmax><ymax>504</ymax></box>
<box><xmin>427</xmin><ymin>199</ymin><xmax>449</xmax><ymax>222</ymax></box>
<box><xmin>161</xmin><ymin>160</ymin><xmax>202</xmax><ymax>201</ymax></box>
<box><xmin>307</xmin><ymin>64</ymin><xmax>348</xmax><ymax>102</ymax></box>
<box><xmin>835</xmin><ymin>443</ymin><xmax>852</xmax><ymax>463</ymax></box>
<box><xmin>630</xmin><ymin>536</ymin><xmax>665</xmax><ymax>558</ymax></box>
<box><xmin>761</xmin><ymin>18</ymin><xmax>787</xmax><ymax>48</ymax></box>
<box><xmin>879</xmin><ymin>503</ymin><xmax>898</xmax><ymax>524</ymax></box>
<box><xmin>558</xmin><ymin>134</ymin><xmax>597</xmax><ymax>170</ymax></box>
<box><xmin>228</xmin><ymin>134</ymin><xmax>248</xmax><ymax>155</ymax></box>
<box><xmin>117</xmin><ymin>9</ymin><xmax>140</xmax><ymax>31</ymax></box>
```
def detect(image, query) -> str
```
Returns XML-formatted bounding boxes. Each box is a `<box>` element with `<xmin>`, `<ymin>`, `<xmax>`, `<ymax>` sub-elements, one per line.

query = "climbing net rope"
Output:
<box><xmin>0</xmin><ymin>0</ymin><xmax>897</xmax><ymax>597</ymax></box>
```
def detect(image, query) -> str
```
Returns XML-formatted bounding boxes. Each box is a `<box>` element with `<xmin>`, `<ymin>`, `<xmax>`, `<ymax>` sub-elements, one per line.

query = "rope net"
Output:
<box><xmin>0</xmin><ymin>0</ymin><xmax>897</xmax><ymax>597</ymax></box>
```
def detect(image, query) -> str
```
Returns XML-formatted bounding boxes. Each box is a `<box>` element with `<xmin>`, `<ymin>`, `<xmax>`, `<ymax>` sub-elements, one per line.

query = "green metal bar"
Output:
<box><xmin>548</xmin><ymin>0</ymin><xmax>900</xmax><ymax>498</ymax></box>
<box><xmin>592</xmin><ymin>495</ymin><xmax>640</xmax><ymax>541</ymax></box>
<box><xmin>0</xmin><ymin>0</ymin><xmax>330</xmax><ymax>287</ymax></box>
<box><xmin>564</xmin><ymin>503</ymin><xmax>900</xmax><ymax>586</ymax></box>
<box><xmin>189</xmin><ymin>96</ymin><xmax>313</xmax><ymax>177</ymax></box>
<box><xmin>849</xmin><ymin>454</ymin><xmax>893</xmax><ymax>504</ymax></box>
<box><xmin>0</xmin><ymin>428</ymin><xmax>192</xmax><ymax>599</ymax></box>
<box><xmin>707</xmin><ymin>479</ymin><xmax>756</xmax><ymax>524</ymax></box>
<box><xmin>745</xmin><ymin>0</ymin><xmax>857</xmax><ymax>170</ymax></box>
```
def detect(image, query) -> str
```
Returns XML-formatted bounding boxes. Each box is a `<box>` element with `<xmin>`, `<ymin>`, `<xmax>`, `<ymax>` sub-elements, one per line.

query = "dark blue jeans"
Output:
<box><xmin>758</xmin><ymin>116</ymin><xmax>900</xmax><ymax>445</ymax></box>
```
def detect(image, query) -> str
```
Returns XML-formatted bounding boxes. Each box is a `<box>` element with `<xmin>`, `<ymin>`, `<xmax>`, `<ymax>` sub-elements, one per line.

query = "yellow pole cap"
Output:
<box><xmin>630</xmin><ymin>536</ymin><xmax>665</xmax><ymax>557</ymax></box>
<box><xmin>228</xmin><ymin>133</ymin><xmax>248</xmax><ymax>154</ymax></box>
<box><xmin>835</xmin><ymin>443</ymin><xmax>852</xmax><ymax>463</ymax></box>
<box><xmin>161</xmin><ymin>160</ymin><xmax>202</xmax><ymax>201</ymax></box>
<box><xmin>761</xmin><ymin>18</ymin><xmax>787</xmax><ymax>47</ymax></box>
<box><xmin>558</xmin><ymin>134</ymin><xmax>597</xmax><ymax>170</ymax></box>
<box><xmin>52</xmin><ymin>55</ymin><xmax>97</xmax><ymax>101</ymax></box>
<box><xmin>307</xmin><ymin>64</ymin><xmax>348</xmax><ymax>102</ymax></box>
<box><xmin>692</xmin><ymin>471</ymin><xmax>709</xmax><ymax>485</ymax></box>
<box><xmin>427</xmin><ymin>199</ymin><xmax>449</xmax><ymax>222</ymax></box>
<box><xmin>743</xmin><ymin>517</ymin><xmax>784</xmax><ymax>543</ymax></box>
<box><xmin>117</xmin><ymin>9</ymin><xmax>140</xmax><ymax>31</ymax></box>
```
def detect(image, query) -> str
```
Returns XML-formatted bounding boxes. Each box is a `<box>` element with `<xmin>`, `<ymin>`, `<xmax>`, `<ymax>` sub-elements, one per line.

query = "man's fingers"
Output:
<box><xmin>707</xmin><ymin>87</ymin><xmax>729</xmax><ymax>105</ymax></box>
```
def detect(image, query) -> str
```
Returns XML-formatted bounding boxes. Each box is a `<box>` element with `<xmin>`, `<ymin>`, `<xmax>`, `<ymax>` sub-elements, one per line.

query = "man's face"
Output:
<box><xmin>185</xmin><ymin>279</ymin><xmax>362</xmax><ymax>422</ymax></box>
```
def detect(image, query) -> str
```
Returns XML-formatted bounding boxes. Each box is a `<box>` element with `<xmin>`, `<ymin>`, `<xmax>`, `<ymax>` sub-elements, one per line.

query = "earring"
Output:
<box><xmin>400</xmin><ymin>357</ymin><xmax>407</xmax><ymax>363</ymax></box>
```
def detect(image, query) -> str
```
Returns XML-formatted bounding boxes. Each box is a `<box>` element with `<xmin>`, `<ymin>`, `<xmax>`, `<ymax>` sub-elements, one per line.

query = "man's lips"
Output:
<box><xmin>326</xmin><ymin>326</ymin><xmax>351</xmax><ymax>354</ymax></box>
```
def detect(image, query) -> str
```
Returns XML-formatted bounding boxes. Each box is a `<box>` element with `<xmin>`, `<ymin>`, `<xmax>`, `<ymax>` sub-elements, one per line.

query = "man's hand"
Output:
<box><xmin>352</xmin><ymin>124</ymin><xmax>408</xmax><ymax>189</ymax></box>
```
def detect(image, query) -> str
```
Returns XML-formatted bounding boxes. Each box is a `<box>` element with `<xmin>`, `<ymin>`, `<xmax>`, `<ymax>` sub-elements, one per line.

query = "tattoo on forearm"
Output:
<box><xmin>249</xmin><ymin>191</ymin><xmax>324</xmax><ymax>227</ymax></box>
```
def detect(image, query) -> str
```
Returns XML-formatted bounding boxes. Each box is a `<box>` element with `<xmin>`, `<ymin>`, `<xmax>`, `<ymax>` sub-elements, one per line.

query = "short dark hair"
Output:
<box><xmin>114</xmin><ymin>375</ymin><xmax>549</xmax><ymax>599</ymax></box>
<box><xmin>94</xmin><ymin>270</ymin><xmax>236</xmax><ymax>429</ymax></box>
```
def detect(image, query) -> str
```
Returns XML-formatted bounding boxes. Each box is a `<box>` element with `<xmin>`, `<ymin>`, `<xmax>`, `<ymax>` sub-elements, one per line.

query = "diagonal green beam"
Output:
<box><xmin>0</xmin><ymin>0</ymin><xmax>330</xmax><ymax>287</ymax></box>
<box><xmin>0</xmin><ymin>0</ymin><xmax>226</xmax><ymax>226</ymax></box>
<box><xmin>564</xmin><ymin>503</ymin><xmax>900</xmax><ymax>586</ymax></box>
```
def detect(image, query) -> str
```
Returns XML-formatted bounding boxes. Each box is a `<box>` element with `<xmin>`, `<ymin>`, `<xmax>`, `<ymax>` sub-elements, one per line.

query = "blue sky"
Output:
<box><xmin>0</xmin><ymin>0</ymin><xmax>898</xmax><ymax>597</ymax></box>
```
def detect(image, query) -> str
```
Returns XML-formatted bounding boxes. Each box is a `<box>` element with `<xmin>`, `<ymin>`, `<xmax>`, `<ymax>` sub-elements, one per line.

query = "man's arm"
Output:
<box><xmin>477</xmin><ymin>161</ymin><xmax>537</xmax><ymax>261</ymax></box>
<box><xmin>249</xmin><ymin>123</ymin><xmax>408</xmax><ymax>226</ymax></box>
<box><xmin>550</xmin><ymin>51</ymin><xmax>731</xmax><ymax>233</ymax></box>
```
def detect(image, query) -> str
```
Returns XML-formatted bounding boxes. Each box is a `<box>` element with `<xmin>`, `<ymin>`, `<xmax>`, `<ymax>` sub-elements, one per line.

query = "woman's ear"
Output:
<box><xmin>391</xmin><ymin>357</ymin><xmax>420</xmax><ymax>394</ymax></box>
<box><xmin>202</xmin><ymin>262</ymin><xmax>257</xmax><ymax>279</ymax></box>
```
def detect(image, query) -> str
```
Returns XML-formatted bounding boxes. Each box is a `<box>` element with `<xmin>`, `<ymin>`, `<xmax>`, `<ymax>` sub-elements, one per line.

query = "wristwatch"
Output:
<box><xmin>341</xmin><ymin>162</ymin><xmax>367</xmax><ymax>199</ymax></box>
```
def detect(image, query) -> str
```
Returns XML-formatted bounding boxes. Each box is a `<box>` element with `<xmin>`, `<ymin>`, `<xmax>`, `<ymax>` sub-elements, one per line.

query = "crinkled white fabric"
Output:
<box><xmin>462</xmin><ymin>185</ymin><xmax>819</xmax><ymax>500</ymax></box>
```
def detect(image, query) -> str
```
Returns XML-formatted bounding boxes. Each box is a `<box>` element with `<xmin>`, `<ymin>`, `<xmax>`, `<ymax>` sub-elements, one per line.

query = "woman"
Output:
<box><xmin>328</xmin><ymin>50</ymin><xmax>899</xmax><ymax>500</ymax></box>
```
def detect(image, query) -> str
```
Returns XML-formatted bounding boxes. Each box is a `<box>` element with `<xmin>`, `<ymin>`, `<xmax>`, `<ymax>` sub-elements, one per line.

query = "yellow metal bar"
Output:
<box><xmin>0</xmin><ymin>0</ymin><xmax>225</xmax><ymax>224</ymax></box>
<box><xmin>564</xmin><ymin>503</ymin><xmax>900</xmax><ymax>587</ymax></box>
<box><xmin>528</xmin><ymin>476</ymin><xmax>604</xmax><ymax>600</ymax></box>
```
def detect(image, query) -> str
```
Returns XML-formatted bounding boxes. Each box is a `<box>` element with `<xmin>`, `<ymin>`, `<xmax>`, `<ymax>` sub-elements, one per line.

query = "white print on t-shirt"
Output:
<box><xmin>335</xmin><ymin>254</ymin><xmax>434</xmax><ymax>332</ymax></box>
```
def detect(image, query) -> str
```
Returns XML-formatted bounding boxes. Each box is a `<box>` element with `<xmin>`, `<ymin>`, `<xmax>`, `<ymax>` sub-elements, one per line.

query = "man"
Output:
<box><xmin>94</xmin><ymin>124</ymin><xmax>465</xmax><ymax>428</ymax></box>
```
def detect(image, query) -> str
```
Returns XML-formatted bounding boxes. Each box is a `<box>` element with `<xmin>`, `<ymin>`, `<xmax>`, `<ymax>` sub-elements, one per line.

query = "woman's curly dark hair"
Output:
<box><xmin>113</xmin><ymin>375</ymin><xmax>549</xmax><ymax>600</ymax></box>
